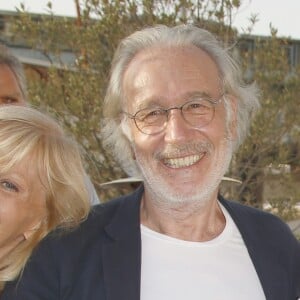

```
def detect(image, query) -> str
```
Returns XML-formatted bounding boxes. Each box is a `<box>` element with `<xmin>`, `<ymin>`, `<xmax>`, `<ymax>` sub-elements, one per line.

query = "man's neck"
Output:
<box><xmin>140</xmin><ymin>191</ymin><xmax>226</xmax><ymax>242</ymax></box>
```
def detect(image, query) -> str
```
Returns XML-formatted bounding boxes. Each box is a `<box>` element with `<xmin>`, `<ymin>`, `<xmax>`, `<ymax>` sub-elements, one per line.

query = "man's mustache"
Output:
<box><xmin>155</xmin><ymin>141</ymin><xmax>213</xmax><ymax>159</ymax></box>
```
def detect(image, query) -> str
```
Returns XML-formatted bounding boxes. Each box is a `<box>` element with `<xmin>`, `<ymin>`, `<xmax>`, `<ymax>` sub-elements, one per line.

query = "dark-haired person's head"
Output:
<box><xmin>0</xmin><ymin>44</ymin><xmax>26</xmax><ymax>106</ymax></box>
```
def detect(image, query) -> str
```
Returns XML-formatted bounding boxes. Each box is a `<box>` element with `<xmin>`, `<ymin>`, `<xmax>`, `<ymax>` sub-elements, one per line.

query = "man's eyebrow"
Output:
<box><xmin>133</xmin><ymin>91</ymin><xmax>216</xmax><ymax>111</ymax></box>
<box><xmin>134</xmin><ymin>97</ymin><xmax>165</xmax><ymax>110</ymax></box>
<box><xmin>185</xmin><ymin>91</ymin><xmax>212</xmax><ymax>99</ymax></box>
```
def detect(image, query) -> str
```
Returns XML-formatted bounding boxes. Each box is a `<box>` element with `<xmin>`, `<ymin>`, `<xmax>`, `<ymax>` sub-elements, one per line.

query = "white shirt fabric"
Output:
<box><xmin>140</xmin><ymin>203</ymin><xmax>266</xmax><ymax>300</ymax></box>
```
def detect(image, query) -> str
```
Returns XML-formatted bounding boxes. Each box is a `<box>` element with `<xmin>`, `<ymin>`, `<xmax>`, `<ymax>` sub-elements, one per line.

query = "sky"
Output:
<box><xmin>0</xmin><ymin>0</ymin><xmax>299</xmax><ymax>39</ymax></box>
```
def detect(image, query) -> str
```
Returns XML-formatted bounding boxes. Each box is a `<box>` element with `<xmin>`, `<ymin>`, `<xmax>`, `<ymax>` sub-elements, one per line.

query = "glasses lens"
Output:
<box><xmin>182</xmin><ymin>99</ymin><xmax>214</xmax><ymax>128</ymax></box>
<box><xmin>132</xmin><ymin>98</ymin><xmax>216</xmax><ymax>135</ymax></box>
<box><xmin>135</xmin><ymin>108</ymin><xmax>166</xmax><ymax>134</ymax></box>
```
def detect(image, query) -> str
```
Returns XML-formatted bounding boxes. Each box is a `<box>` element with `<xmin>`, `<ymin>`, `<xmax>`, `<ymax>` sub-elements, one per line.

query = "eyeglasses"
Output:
<box><xmin>123</xmin><ymin>95</ymin><xmax>224</xmax><ymax>135</ymax></box>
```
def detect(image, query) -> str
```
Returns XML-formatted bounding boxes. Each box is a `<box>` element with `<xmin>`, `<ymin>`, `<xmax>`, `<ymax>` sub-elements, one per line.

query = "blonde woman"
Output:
<box><xmin>0</xmin><ymin>105</ymin><xmax>90</xmax><ymax>291</ymax></box>
<box><xmin>0</xmin><ymin>43</ymin><xmax>100</xmax><ymax>205</ymax></box>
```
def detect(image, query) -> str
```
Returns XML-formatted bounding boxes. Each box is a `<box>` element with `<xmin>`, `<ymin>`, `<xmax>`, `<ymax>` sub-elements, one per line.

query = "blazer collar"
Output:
<box><xmin>102</xmin><ymin>191</ymin><xmax>288</xmax><ymax>300</ymax></box>
<box><xmin>102</xmin><ymin>186</ymin><xmax>143</xmax><ymax>300</ymax></box>
<box><xmin>219</xmin><ymin>196</ymin><xmax>288</xmax><ymax>300</ymax></box>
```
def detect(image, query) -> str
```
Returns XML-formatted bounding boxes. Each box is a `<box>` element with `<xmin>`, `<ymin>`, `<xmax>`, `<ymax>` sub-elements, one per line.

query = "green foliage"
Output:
<box><xmin>10</xmin><ymin>0</ymin><xmax>300</xmax><ymax>221</ymax></box>
<box><xmin>227</xmin><ymin>32</ymin><xmax>300</xmax><ymax>220</ymax></box>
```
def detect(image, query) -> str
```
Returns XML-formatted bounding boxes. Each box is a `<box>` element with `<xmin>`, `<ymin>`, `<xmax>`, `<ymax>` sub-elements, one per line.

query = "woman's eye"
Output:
<box><xmin>1</xmin><ymin>181</ymin><xmax>19</xmax><ymax>192</ymax></box>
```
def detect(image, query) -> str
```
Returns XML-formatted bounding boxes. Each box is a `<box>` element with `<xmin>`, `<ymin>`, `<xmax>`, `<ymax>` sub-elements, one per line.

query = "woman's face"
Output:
<box><xmin>0</xmin><ymin>153</ymin><xmax>47</xmax><ymax>255</ymax></box>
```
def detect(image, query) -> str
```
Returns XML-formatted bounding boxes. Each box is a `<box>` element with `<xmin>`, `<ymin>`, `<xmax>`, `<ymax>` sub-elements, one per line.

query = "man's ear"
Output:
<box><xmin>226</xmin><ymin>94</ymin><xmax>238</xmax><ymax>140</ymax></box>
<box><xmin>121</xmin><ymin>119</ymin><xmax>136</xmax><ymax>160</ymax></box>
<box><xmin>121</xmin><ymin>119</ymin><xmax>132</xmax><ymax>141</ymax></box>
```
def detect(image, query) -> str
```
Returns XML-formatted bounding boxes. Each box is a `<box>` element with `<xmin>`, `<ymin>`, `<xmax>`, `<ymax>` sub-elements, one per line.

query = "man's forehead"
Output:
<box><xmin>0</xmin><ymin>64</ymin><xmax>19</xmax><ymax>86</ymax></box>
<box><xmin>123</xmin><ymin>45</ymin><xmax>220</xmax><ymax>97</ymax></box>
<box><xmin>124</xmin><ymin>44</ymin><xmax>219</xmax><ymax>82</ymax></box>
<box><xmin>129</xmin><ymin>44</ymin><xmax>213</xmax><ymax>65</ymax></box>
<box><xmin>0</xmin><ymin>64</ymin><xmax>26</xmax><ymax>105</ymax></box>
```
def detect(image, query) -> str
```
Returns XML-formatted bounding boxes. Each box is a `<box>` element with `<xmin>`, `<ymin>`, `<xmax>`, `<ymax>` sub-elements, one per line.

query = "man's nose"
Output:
<box><xmin>164</xmin><ymin>109</ymin><xmax>190</xmax><ymax>143</ymax></box>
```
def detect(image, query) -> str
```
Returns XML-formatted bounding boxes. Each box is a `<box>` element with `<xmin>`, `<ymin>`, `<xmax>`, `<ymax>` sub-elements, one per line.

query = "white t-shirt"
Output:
<box><xmin>140</xmin><ymin>204</ymin><xmax>266</xmax><ymax>300</ymax></box>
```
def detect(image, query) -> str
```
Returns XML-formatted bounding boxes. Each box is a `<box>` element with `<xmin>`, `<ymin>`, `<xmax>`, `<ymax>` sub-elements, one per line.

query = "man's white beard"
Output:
<box><xmin>134</xmin><ymin>138</ymin><xmax>233</xmax><ymax>209</ymax></box>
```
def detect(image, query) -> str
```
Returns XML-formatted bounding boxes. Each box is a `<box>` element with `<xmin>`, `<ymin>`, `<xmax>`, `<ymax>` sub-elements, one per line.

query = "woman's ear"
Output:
<box><xmin>23</xmin><ymin>221</ymin><xmax>42</xmax><ymax>240</ymax></box>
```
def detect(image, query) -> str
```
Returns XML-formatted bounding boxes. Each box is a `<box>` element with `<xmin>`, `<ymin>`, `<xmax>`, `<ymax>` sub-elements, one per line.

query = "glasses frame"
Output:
<box><xmin>123</xmin><ymin>94</ymin><xmax>224</xmax><ymax>135</ymax></box>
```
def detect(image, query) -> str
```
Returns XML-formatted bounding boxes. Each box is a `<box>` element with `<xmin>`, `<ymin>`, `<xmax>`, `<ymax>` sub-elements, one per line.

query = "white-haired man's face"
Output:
<box><xmin>122</xmin><ymin>45</ymin><xmax>237</xmax><ymax>207</ymax></box>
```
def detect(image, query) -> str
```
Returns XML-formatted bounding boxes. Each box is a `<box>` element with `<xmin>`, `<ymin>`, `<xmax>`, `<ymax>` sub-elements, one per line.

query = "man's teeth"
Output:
<box><xmin>164</xmin><ymin>154</ymin><xmax>203</xmax><ymax>168</ymax></box>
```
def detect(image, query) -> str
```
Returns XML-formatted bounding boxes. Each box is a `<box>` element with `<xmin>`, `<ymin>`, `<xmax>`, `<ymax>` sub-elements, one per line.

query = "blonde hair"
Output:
<box><xmin>0</xmin><ymin>106</ymin><xmax>90</xmax><ymax>289</ymax></box>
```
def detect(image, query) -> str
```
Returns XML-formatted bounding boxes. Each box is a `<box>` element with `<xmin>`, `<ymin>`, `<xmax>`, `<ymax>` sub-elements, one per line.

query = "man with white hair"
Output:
<box><xmin>2</xmin><ymin>25</ymin><xmax>299</xmax><ymax>300</ymax></box>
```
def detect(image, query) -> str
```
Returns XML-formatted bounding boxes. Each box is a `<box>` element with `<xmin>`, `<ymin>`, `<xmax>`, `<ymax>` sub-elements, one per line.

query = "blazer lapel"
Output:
<box><xmin>102</xmin><ymin>187</ymin><xmax>143</xmax><ymax>300</ymax></box>
<box><xmin>220</xmin><ymin>197</ymin><xmax>288</xmax><ymax>300</ymax></box>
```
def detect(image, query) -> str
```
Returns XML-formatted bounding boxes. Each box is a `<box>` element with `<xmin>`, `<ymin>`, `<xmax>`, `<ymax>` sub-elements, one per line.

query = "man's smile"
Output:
<box><xmin>163</xmin><ymin>153</ymin><xmax>205</xmax><ymax>168</ymax></box>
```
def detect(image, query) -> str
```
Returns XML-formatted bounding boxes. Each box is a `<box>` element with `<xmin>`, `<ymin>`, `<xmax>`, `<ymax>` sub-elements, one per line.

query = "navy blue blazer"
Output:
<box><xmin>2</xmin><ymin>187</ymin><xmax>300</xmax><ymax>299</ymax></box>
